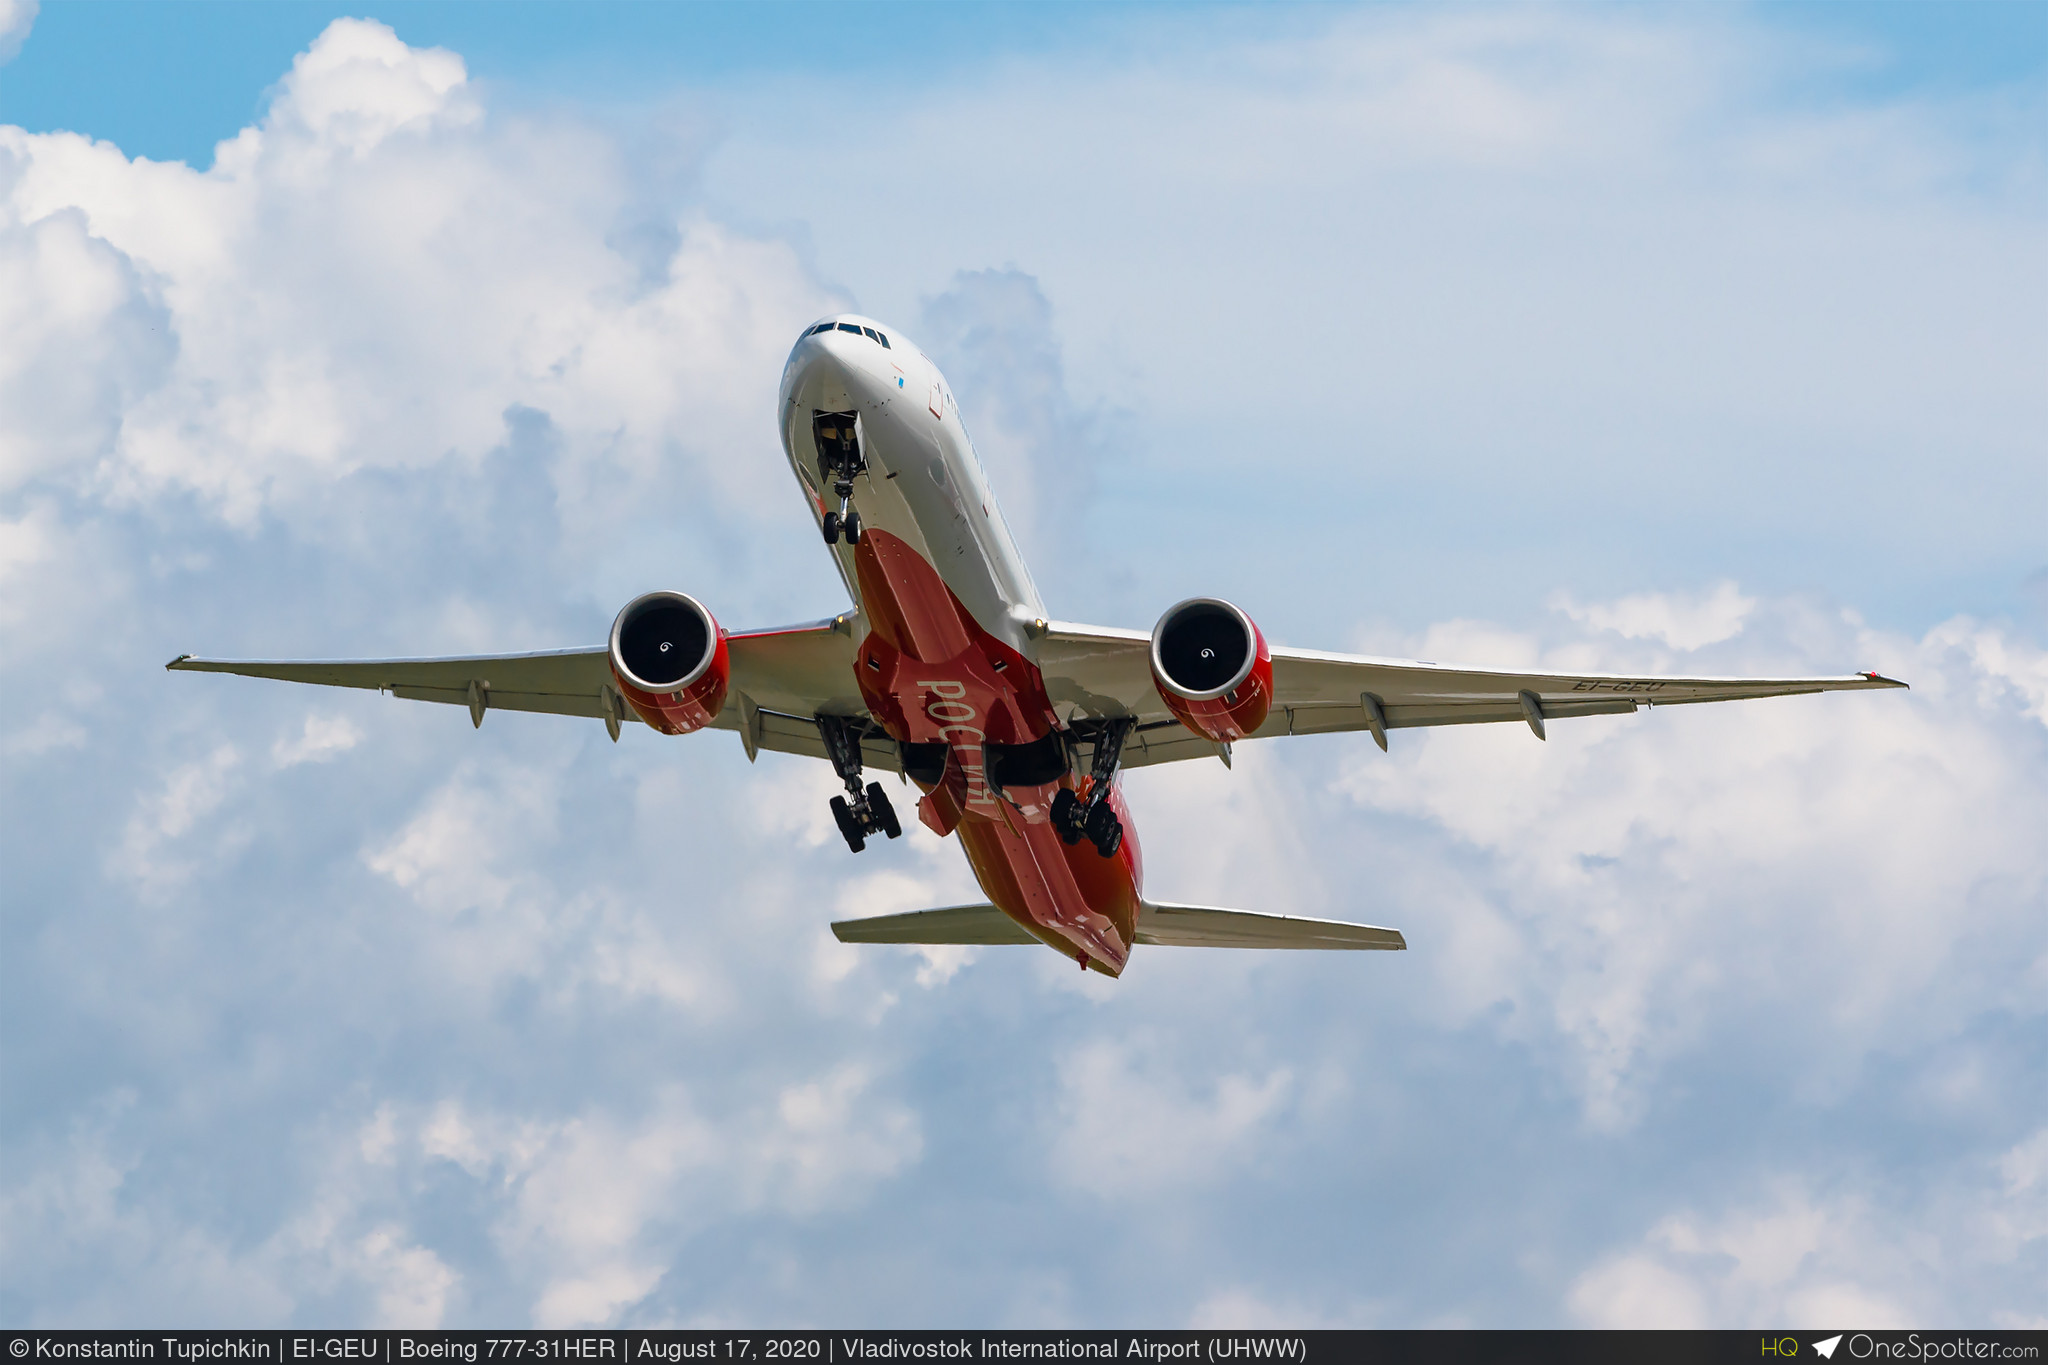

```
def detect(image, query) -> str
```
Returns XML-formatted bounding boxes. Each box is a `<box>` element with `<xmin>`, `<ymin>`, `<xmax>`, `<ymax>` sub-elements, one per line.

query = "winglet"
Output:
<box><xmin>165</xmin><ymin>654</ymin><xmax>193</xmax><ymax>670</ymax></box>
<box><xmin>1864</xmin><ymin>671</ymin><xmax>1910</xmax><ymax>689</ymax></box>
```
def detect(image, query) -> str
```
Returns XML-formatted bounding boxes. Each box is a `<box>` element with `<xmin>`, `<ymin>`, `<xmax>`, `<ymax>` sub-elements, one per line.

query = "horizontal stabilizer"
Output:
<box><xmin>831</xmin><ymin>903</ymin><xmax>1038</xmax><ymax>945</ymax></box>
<box><xmin>829</xmin><ymin>901</ymin><xmax>1404</xmax><ymax>951</ymax></box>
<box><xmin>1137</xmin><ymin>902</ymin><xmax>1405</xmax><ymax>950</ymax></box>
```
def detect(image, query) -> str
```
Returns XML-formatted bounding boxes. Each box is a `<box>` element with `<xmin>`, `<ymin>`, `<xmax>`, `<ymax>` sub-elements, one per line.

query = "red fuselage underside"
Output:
<box><xmin>851</xmin><ymin>530</ymin><xmax>1141</xmax><ymax>975</ymax></box>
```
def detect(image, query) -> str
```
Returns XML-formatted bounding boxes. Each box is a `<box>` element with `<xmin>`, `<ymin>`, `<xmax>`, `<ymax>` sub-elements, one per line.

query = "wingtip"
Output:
<box><xmin>1863</xmin><ymin>671</ymin><xmax>1910</xmax><ymax>689</ymax></box>
<box><xmin>165</xmin><ymin>653</ymin><xmax>193</xmax><ymax>671</ymax></box>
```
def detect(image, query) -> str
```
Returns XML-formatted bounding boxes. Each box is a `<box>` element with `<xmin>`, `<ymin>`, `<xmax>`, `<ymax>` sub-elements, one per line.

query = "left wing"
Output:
<box><xmin>167</xmin><ymin>618</ymin><xmax>904</xmax><ymax>769</ymax></box>
<box><xmin>1033</xmin><ymin>620</ymin><xmax>1907</xmax><ymax>766</ymax></box>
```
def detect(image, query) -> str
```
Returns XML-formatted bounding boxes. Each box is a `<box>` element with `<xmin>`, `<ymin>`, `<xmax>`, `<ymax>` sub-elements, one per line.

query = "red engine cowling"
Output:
<box><xmin>1150</xmin><ymin>597</ymin><xmax>1273</xmax><ymax>743</ymax></box>
<box><xmin>608</xmin><ymin>591</ymin><xmax>730</xmax><ymax>735</ymax></box>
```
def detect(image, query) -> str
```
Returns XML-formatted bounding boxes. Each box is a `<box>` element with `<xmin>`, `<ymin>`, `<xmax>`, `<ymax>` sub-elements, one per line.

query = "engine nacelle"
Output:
<box><xmin>1150</xmin><ymin>597</ymin><xmax>1273</xmax><ymax>744</ymax></box>
<box><xmin>608</xmin><ymin>591</ymin><xmax>730</xmax><ymax>735</ymax></box>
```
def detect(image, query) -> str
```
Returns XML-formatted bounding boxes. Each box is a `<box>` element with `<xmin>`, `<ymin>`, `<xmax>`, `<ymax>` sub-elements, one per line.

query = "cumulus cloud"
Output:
<box><xmin>1050</xmin><ymin>1041</ymin><xmax>1294</xmax><ymax>1199</ymax></box>
<box><xmin>1567</xmin><ymin>1136</ymin><xmax>2048</xmax><ymax>1331</ymax></box>
<box><xmin>0</xmin><ymin>0</ymin><xmax>33</xmax><ymax>65</ymax></box>
<box><xmin>1336</xmin><ymin>592</ymin><xmax>2047</xmax><ymax>1129</ymax></box>
<box><xmin>1</xmin><ymin>16</ymin><xmax>832</xmax><ymax>537</ymax></box>
<box><xmin>915</xmin><ymin>270</ymin><xmax>1122</xmax><ymax>594</ymax></box>
<box><xmin>1549</xmin><ymin>580</ymin><xmax>1756</xmax><ymax>650</ymax></box>
<box><xmin>271</xmin><ymin>713</ymin><xmax>363</xmax><ymax>767</ymax></box>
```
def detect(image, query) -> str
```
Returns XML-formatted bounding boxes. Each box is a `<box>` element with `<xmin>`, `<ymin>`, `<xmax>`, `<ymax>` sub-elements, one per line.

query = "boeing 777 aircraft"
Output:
<box><xmin>170</xmin><ymin>315</ymin><xmax>1906</xmax><ymax>976</ymax></box>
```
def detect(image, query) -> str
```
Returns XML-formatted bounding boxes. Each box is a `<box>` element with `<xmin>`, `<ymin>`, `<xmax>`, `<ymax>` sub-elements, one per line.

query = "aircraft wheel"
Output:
<box><xmin>1051</xmin><ymin>788</ymin><xmax>1083</xmax><ymax>845</ymax></box>
<box><xmin>822</xmin><ymin>511</ymin><xmax>841</xmax><ymax>545</ymax></box>
<box><xmin>830</xmin><ymin>795</ymin><xmax>866</xmax><ymax>852</ymax></box>
<box><xmin>844</xmin><ymin>510</ymin><xmax>862</xmax><ymax>544</ymax></box>
<box><xmin>1085</xmin><ymin>801</ymin><xmax>1121</xmax><ymax>857</ymax></box>
<box><xmin>867</xmin><ymin>781</ymin><xmax>901</xmax><ymax>839</ymax></box>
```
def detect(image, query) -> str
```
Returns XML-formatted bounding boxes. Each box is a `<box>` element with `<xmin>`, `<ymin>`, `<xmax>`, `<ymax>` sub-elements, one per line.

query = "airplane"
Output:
<box><xmin>169</xmin><ymin>314</ymin><xmax>1907</xmax><ymax>977</ymax></box>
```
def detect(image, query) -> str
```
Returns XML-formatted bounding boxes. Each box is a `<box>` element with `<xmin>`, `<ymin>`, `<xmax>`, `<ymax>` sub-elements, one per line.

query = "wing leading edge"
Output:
<box><xmin>831</xmin><ymin>901</ymin><xmax>1405</xmax><ymax>951</ymax></box>
<box><xmin>1032</xmin><ymin>620</ymin><xmax>1906</xmax><ymax>765</ymax></box>
<box><xmin>165</xmin><ymin>618</ymin><xmax>904</xmax><ymax>769</ymax></box>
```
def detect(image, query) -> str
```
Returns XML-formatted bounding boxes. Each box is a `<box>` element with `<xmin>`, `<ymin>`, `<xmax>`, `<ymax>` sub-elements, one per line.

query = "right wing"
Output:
<box><xmin>1033</xmin><ymin>620</ymin><xmax>1906</xmax><ymax>766</ymax></box>
<box><xmin>832</xmin><ymin>901</ymin><xmax>1405</xmax><ymax>951</ymax></box>
<box><xmin>167</xmin><ymin>617</ymin><xmax>904</xmax><ymax>769</ymax></box>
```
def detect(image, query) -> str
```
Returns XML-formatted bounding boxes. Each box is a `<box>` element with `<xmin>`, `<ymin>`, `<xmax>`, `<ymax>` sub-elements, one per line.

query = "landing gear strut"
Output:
<box><xmin>814</xmin><ymin>412</ymin><xmax>865</xmax><ymax>546</ymax></box>
<box><xmin>1053</xmin><ymin>717</ymin><xmax>1132</xmax><ymax>858</ymax></box>
<box><xmin>818</xmin><ymin>713</ymin><xmax>900</xmax><ymax>853</ymax></box>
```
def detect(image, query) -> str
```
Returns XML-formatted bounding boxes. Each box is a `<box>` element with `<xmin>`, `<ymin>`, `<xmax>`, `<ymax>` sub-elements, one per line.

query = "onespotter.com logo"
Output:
<box><xmin>1771</xmin><ymin>1334</ymin><xmax>2041</xmax><ymax>1361</ymax></box>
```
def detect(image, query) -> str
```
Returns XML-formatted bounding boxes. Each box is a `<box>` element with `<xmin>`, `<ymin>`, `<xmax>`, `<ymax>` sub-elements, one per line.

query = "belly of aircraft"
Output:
<box><xmin>783</xmin><ymin>343</ymin><xmax>1139</xmax><ymax>974</ymax></box>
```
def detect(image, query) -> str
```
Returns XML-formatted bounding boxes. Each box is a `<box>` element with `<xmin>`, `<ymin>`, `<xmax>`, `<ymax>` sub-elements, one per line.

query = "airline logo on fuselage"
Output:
<box><xmin>919</xmin><ymin>679</ymin><xmax>996</xmax><ymax>807</ymax></box>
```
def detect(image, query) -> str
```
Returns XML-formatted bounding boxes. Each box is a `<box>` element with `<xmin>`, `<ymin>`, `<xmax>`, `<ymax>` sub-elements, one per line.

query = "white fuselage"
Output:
<box><xmin>777</xmin><ymin>316</ymin><xmax>1045</xmax><ymax>650</ymax></box>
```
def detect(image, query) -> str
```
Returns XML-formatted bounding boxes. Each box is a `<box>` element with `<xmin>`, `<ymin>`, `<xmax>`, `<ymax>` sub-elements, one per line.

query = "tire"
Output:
<box><xmin>867</xmin><ymin>782</ymin><xmax>901</xmax><ymax>839</ymax></box>
<box><xmin>1051</xmin><ymin>787</ymin><xmax>1082</xmax><ymax>845</ymax></box>
<box><xmin>1085</xmin><ymin>801</ymin><xmax>1121</xmax><ymax>857</ymax></box>
<box><xmin>822</xmin><ymin>511</ymin><xmax>841</xmax><ymax>545</ymax></box>
<box><xmin>829</xmin><ymin>795</ymin><xmax>865</xmax><ymax>852</ymax></box>
<box><xmin>844</xmin><ymin>509</ymin><xmax>862</xmax><ymax>544</ymax></box>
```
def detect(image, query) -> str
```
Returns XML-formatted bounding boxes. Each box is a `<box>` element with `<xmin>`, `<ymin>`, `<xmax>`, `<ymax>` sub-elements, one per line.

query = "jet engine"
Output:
<box><xmin>608</xmin><ymin>591</ymin><xmax>730</xmax><ymax>735</ymax></box>
<box><xmin>1150</xmin><ymin>597</ymin><xmax>1273</xmax><ymax>743</ymax></box>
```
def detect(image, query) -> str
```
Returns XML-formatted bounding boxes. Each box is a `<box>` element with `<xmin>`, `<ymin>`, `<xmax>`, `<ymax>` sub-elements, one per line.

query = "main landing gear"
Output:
<box><xmin>1053</xmin><ymin>717</ymin><xmax>1133</xmax><ymax>858</ymax></box>
<box><xmin>814</xmin><ymin>412</ymin><xmax>865</xmax><ymax>546</ymax></box>
<box><xmin>818</xmin><ymin>713</ymin><xmax>900</xmax><ymax>853</ymax></box>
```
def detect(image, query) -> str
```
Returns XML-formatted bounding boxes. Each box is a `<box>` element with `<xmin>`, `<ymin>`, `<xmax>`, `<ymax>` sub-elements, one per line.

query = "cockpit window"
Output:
<box><xmin>799</xmin><ymin>321</ymin><xmax>892</xmax><ymax>349</ymax></box>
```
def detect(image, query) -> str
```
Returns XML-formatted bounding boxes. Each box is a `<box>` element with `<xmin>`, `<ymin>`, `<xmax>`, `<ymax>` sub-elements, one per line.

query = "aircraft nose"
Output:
<box><xmin>793</xmin><ymin>327</ymin><xmax>888</xmax><ymax>405</ymax></box>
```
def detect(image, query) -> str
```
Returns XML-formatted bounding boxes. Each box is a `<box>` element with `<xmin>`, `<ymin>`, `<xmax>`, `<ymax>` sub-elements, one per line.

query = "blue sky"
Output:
<box><xmin>5</xmin><ymin>2</ymin><xmax>2044</xmax><ymax>171</ymax></box>
<box><xmin>2</xmin><ymin>0</ymin><xmax>2045</xmax><ymax>1329</ymax></box>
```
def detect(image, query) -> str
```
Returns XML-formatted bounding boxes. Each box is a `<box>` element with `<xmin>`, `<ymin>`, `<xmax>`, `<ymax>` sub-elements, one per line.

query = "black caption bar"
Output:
<box><xmin>2</xmin><ymin>1331</ymin><xmax>2042</xmax><ymax>1365</ymax></box>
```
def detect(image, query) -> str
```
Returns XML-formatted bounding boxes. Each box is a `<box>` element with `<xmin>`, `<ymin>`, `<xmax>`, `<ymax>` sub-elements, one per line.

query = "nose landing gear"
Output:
<box><xmin>818</xmin><ymin>713</ymin><xmax>900</xmax><ymax>853</ymax></box>
<box><xmin>1052</xmin><ymin>717</ymin><xmax>1133</xmax><ymax>858</ymax></box>
<box><xmin>814</xmin><ymin>411</ymin><xmax>866</xmax><ymax>546</ymax></box>
<box><xmin>822</xmin><ymin>496</ymin><xmax>862</xmax><ymax>546</ymax></box>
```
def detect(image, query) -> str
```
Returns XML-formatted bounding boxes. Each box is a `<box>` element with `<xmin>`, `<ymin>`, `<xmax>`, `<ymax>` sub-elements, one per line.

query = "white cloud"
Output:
<box><xmin>1567</xmin><ymin>1185</ymin><xmax>1944</xmax><ymax>1329</ymax></box>
<box><xmin>268</xmin><ymin>18</ymin><xmax>473</xmax><ymax>159</ymax></box>
<box><xmin>1188</xmin><ymin>1286</ymin><xmax>1375</xmax><ymax>1330</ymax></box>
<box><xmin>1</xmin><ymin>17</ymin><xmax>833</xmax><ymax>531</ymax></box>
<box><xmin>0</xmin><ymin>204</ymin><xmax>172</xmax><ymax>496</ymax></box>
<box><xmin>0</xmin><ymin>0</ymin><xmax>34</xmax><ymax>65</ymax></box>
<box><xmin>746</xmin><ymin>1063</ymin><xmax>923</xmax><ymax>1213</ymax></box>
<box><xmin>364</xmin><ymin>766</ymin><xmax>529</xmax><ymax>917</ymax></box>
<box><xmin>1</xmin><ymin>709</ymin><xmax>85</xmax><ymax>757</ymax></box>
<box><xmin>1333</xmin><ymin>590</ymin><xmax>2048</xmax><ymax>1129</ymax></box>
<box><xmin>111</xmin><ymin>743</ymin><xmax>244</xmax><ymax>894</ymax></box>
<box><xmin>271</xmin><ymin>712</ymin><xmax>363</xmax><ymax>767</ymax></box>
<box><xmin>1049</xmin><ymin>1040</ymin><xmax>1293</xmax><ymax>1199</ymax></box>
<box><xmin>1550</xmin><ymin>580</ymin><xmax>1756</xmax><ymax>650</ymax></box>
